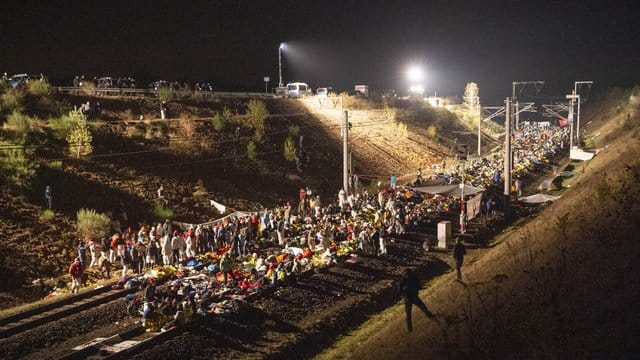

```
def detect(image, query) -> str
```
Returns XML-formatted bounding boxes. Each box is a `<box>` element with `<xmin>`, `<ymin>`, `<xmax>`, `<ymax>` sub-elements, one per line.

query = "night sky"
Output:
<box><xmin>1</xmin><ymin>0</ymin><xmax>638</xmax><ymax>103</ymax></box>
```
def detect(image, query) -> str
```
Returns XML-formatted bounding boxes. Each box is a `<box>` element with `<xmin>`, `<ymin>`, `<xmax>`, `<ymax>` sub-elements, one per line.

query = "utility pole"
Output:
<box><xmin>459</xmin><ymin>145</ymin><xmax>468</xmax><ymax>233</ymax></box>
<box><xmin>574</xmin><ymin>81</ymin><xmax>593</xmax><ymax>145</ymax></box>
<box><xmin>515</xmin><ymin>101</ymin><xmax>520</xmax><ymax>130</ymax></box>
<box><xmin>567</xmin><ymin>91</ymin><xmax>579</xmax><ymax>152</ymax></box>
<box><xmin>504</xmin><ymin>98</ymin><xmax>512</xmax><ymax>210</ymax></box>
<box><xmin>343</xmin><ymin>110</ymin><xmax>349</xmax><ymax>196</ymax></box>
<box><xmin>476</xmin><ymin>97</ymin><xmax>482</xmax><ymax>155</ymax></box>
<box><xmin>278</xmin><ymin>43</ymin><xmax>285</xmax><ymax>88</ymax></box>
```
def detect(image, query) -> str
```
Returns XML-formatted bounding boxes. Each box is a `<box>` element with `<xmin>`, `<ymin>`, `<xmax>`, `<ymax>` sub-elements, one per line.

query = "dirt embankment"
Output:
<box><xmin>317</xmin><ymin>93</ymin><xmax>640</xmax><ymax>359</ymax></box>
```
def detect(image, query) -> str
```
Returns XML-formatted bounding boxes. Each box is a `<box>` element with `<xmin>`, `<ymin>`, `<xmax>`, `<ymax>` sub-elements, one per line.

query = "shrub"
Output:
<box><xmin>3</xmin><ymin>111</ymin><xmax>34</xmax><ymax>140</ymax></box>
<box><xmin>48</xmin><ymin>160</ymin><xmax>63</xmax><ymax>169</ymax></box>
<box><xmin>246</xmin><ymin>99</ymin><xmax>268</xmax><ymax>142</ymax></box>
<box><xmin>76</xmin><ymin>208</ymin><xmax>111</xmax><ymax>240</ymax></box>
<box><xmin>26</xmin><ymin>79</ymin><xmax>50</xmax><ymax>96</ymax></box>
<box><xmin>211</xmin><ymin>112</ymin><xmax>226</xmax><ymax>131</ymax></box>
<box><xmin>222</xmin><ymin>107</ymin><xmax>235</xmax><ymax>124</ymax></box>
<box><xmin>50</xmin><ymin>100</ymin><xmax>72</xmax><ymax>117</ymax></box>
<box><xmin>40</xmin><ymin>209</ymin><xmax>55</xmax><ymax>222</ymax></box>
<box><xmin>66</xmin><ymin>111</ymin><xmax>93</xmax><ymax>158</ymax></box>
<box><xmin>157</xmin><ymin>87</ymin><xmax>174</xmax><ymax>102</ymax></box>
<box><xmin>153</xmin><ymin>203</ymin><xmax>174</xmax><ymax>220</ymax></box>
<box><xmin>0</xmin><ymin>145</ymin><xmax>36</xmax><ymax>188</ymax></box>
<box><xmin>284</xmin><ymin>135</ymin><xmax>296</xmax><ymax>162</ymax></box>
<box><xmin>397</xmin><ymin>122</ymin><xmax>408</xmax><ymax>138</ymax></box>
<box><xmin>427</xmin><ymin>125</ymin><xmax>438</xmax><ymax>138</ymax></box>
<box><xmin>0</xmin><ymin>88</ymin><xmax>24</xmax><ymax>113</ymax></box>
<box><xmin>179</xmin><ymin>117</ymin><xmax>196</xmax><ymax>138</ymax></box>
<box><xmin>246</xmin><ymin>141</ymin><xmax>257</xmax><ymax>160</ymax></box>
<box><xmin>340</xmin><ymin>92</ymin><xmax>355</xmax><ymax>110</ymax></box>
<box><xmin>49</xmin><ymin>108</ymin><xmax>85</xmax><ymax>139</ymax></box>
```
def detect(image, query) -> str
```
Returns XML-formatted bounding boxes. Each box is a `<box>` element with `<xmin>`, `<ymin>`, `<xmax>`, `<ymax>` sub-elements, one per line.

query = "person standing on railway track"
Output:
<box><xmin>69</xmin><ymin>258</ymin><xmax>84</xmax><ymax>294</ymax></box>
<box><xmin>161</xmin><ymin>233</ymin><xmax>172</xmax><ymax>265</ymax></box>
<box><xmin>171</xmin><ymin>231</ymin><xmax>184</xmax><ymax>265</ymax></box>
<box><xmin>98</xmin><ymin>255</ymin><xmax>111</xmax><ymax>279</ymax></box>
<box><xmin>100</xmin><ymin>236</ymin><xmax>110</xmax><ymax>262</ymax></box>
<box><xmin>121</xmin><ymin>244</ymin><xmax>133</xmax><ymax>277</ymax></box>
<box><xmin>398</xmin><ymin>268</ymin><xmax>437</xmax><ymax>332</ymax></box>
<box><xmin>77</xmin><ymin>241</ymin><xmax>87</xmax><ymax>267</ymax></box>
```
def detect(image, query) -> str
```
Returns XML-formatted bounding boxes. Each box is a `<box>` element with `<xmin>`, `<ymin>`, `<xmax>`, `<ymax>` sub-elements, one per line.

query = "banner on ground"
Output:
<box><xmin>518</xmin><ymin>193</ymin><xmax>562</xmax><ymax>204</ymax></box>
<box><xmin>210</xmin><ymin>199</ymin><xmax>226</xmax><ymax>214</ymax></box>
<box><xmin>411</xmin><ymin>184</ymin><xmax>484</xmax><ymax>197</ymax></box>
<box><xmin>172</xmin><ymin>210</ymin><xmax>257</xmax><ymax>231</ymax></box>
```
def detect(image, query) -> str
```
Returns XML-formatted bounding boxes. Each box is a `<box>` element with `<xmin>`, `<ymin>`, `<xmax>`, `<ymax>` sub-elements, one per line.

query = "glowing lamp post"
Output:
<box><xmin>278</xmin><ymin>43</ymin><xmax>286</xmax><ymax>88</ymax></box>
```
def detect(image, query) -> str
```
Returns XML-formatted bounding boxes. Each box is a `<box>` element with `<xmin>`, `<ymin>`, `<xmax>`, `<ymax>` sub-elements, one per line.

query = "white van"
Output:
<box><xmin>287</xmin><ymin>82</ymin><xmax>312</xmax><ymax>97</ymax></box>
<box><xmin>316</xmin><ymin>87</ymin><xmax>329</xmax><ymax>97</ymax></box>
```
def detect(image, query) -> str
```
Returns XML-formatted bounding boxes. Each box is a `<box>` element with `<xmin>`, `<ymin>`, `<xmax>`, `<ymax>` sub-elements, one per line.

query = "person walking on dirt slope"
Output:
<box><xmin>398</xmin><ymin>268</ymin><xmax>437</xmax><ymax>332</ymax></box>
<box><xmin>453</xmin><ymin>237</ymin><xmax>467</xmax><ymax>281</ymax></box>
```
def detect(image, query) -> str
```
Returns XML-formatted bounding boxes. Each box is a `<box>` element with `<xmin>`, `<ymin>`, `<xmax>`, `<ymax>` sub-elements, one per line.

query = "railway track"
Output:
<box><xmin>58</xmin><ymin>324</ymin><xmax>184</xmax><ymax>360</ymax></box>
<box><xmin>0</xmin><ymin>284</ymin><xmax>131</xmax><ymax>339</ymax></box>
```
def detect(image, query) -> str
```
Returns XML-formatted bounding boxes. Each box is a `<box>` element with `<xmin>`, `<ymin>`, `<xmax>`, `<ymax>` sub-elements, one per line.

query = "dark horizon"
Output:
<box><xmin>1</xmin><ymin>0</ymin><xmax>639</xmax><ymax>104</ymax></box>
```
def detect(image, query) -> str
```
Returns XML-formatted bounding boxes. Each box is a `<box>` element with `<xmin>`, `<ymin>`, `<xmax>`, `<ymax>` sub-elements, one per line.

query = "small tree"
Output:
<box><xmin>0</xmin><ymin>145</ymin><xmax>36</xmax><ymax>188</ymax></box>
<box><xmin>66</xmin><ymin>110</ymin><xmax>93</xmax><ymax>158</ymax></box>
<box><xmin>246</xmin><ymin>99</ymin><xmax>269</xmax><ymax>142</ymax></box>
<box><xmin>464</xmin><ymin>82</ymin><xmax>480</xmax><ymax>111</ymax></box>
<box><xmin>397</xmin><ymin>122</ymin><xmax>408</xmax><ymax>138</ymax></box>
<box><xmin>0</xmin><ymin>87</ymin><xmax>24</xmax><ymax>113</ymax></box>
<box><xmin>211</xmin><ymin>112</ymin><xmax>226</xmax><ymax>131</ymax></box>
<box><xmin>153</xmin><ymin>203</ymin><xmax>174</xmax><ymax>220</ymax></box>
<box><xmin>427</xmin><ymin>125</ymin><xmax>438</xmax><ymax>139</ymax></box>
<box><xmin>50</xmin><ymin>108</ymin><xmax>85</xmax><ymax>139</ymax></box>
<box><xmin>340</xmin><ymin>92</ymin><xmax>355</xmax><ymax>110</ymax></box>
<box><xmin>77</xmin><ymin>209</ymin><xmax>112</xmax><ymax>240</ymax></box>
<box><xmin>246</xmin><ymin>141</ymin><xmax>257</xmax><ymax>160</ymax></box>
<box><xmin>222</xmin><ymin>107</ymin><xmax>234</xmax><ymax>123</ymax></box>
<box><xmin>157</xmin><ymin>87</ymin><xmax>174</xmax><ymax>102</ymax></box>
<box><xmin>284</xmin><ymin>135</ymin><xmax>296</xmax><ymax>162</ymax></box>
<box><xmin>3</xmin><ymin>111</ymin><xmax>34</xmax><ymax>140</ymax></box>
<box><xmin>27</xmin><ymin>79</ymin><xmax>50</xmax><ymax>96</ymax></box>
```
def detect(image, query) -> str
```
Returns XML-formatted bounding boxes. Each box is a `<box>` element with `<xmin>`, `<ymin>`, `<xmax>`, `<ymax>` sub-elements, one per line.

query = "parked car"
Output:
<box><xmin>316</xmin><ymin>87</ymin><xmax>332</xmax><ymax>97</ymax></box>
<box><xmin>96</xmin><ymin>77</ymin><xmax>113</xmax><ymax>88</ymax></box>
<box><xmin>287</xmin><ymin>82</ymin><xmax>312</xmax><ymax>97</ymax></box>
<box><xmin>115</xmin><ymin>77</ymin><xmax>136</xmax><ymax>88</ymax></box>
<box><xmin>195</xmin><ymin>83</ymin><xmax>214</xmax><ymax>91</ymax></box>
<box><xmin>8</xmin><ymin>73</ymin><xmax>32</xmax><ymax>88</ymax></box>
<box><xmin>381</xmin><ymin>89</ymin><xmax>397</xmax><ymax>98</ymax></box>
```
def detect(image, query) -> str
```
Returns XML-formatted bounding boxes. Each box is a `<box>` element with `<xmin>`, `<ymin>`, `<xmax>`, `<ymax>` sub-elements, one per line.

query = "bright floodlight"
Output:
<box><xmin>407</xmin><ymin>66</ymin><xmax>423</xmax><ymax>82</ymax></box>
<box><xmin>409</xmin><ymin>84</ymin><xmax>425</xmax><ymax>95</ymax></box>
<box><xmin>279</xmin><ymin>43</ymin><xmax>287</xmax><ymax>51</ymax></box>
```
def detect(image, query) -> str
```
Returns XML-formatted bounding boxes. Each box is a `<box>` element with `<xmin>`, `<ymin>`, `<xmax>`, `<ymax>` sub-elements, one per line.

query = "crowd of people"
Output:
<box><xmin>65</xmin><ymin>120</ymin><xmax>568</xmax><ymax>331</ymax></box>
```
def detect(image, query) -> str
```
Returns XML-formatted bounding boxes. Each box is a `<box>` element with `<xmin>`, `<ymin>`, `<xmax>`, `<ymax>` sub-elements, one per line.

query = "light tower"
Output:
<box><xmin>278</xmin><ymin>43</ymin><xmax>286</xmax><ymax>88</ymax></box>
